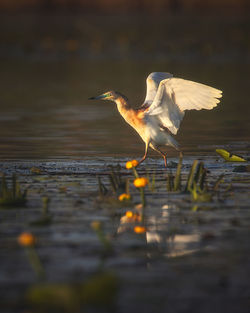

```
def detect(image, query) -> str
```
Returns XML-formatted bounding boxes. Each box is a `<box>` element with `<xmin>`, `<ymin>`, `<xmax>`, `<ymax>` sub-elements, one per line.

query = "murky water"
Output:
<box><xmin>0</xmin><ymin>14</ymin><xmax>250</xmax><ymax>159</ymax></box>
<box><xmin>1</xmin><ymin>59</ymin><xmax>250</xmax><ymax>159</ymax></box>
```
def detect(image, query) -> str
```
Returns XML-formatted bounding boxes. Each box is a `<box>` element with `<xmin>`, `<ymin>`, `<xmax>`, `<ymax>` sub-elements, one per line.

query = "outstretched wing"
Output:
<box><xmin>146</xmin><ymin>78</ymin><xmax>222</xmax><ymax>135</ymax></box>
<box><xmin>142</xmin><ymin>72</ymin><xmax>173</xmax><ymax>107</ymax></box>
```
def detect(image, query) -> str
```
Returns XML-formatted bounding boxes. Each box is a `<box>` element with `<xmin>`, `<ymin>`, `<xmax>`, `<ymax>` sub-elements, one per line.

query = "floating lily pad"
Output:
<box><xmin>216</xmin><ymin>149</ymin><xmax>246</xmax><ymax>162</ymax></box>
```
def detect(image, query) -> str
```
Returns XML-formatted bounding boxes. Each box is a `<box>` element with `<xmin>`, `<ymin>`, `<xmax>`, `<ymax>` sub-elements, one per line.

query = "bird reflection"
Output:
<box><xmin>117</xmin><ymin>203</ymin><xmax>201</xmax><ymax>258</ymax></box>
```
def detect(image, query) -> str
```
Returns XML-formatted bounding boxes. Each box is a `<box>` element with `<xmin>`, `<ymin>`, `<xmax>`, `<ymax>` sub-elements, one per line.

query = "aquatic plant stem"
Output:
<box><xmin>25</xmin><ymin>247</ymin><xmax>45</xmax><ymax>280</ymax></box>
<box><xmin>173</xmin><ymin>153</ymin><xmax>183</xmax><ymax>191</ymax></box>
<box><xmin>139</xmin><ymin>187</ymin><xmax>146</xmax><ymax>209</ymax></box>
<box><xmin>132</xmin><ymin>167</ymin><xmax>139</xmax><ymax>178</ymax></box>
<box><xmin>92</xmin><ymin>225</ymin><xmax>112</xmax><ymax>252</ymax></box>
<box><xmin>42</xmin><ymin>197</ymin><xmax>50</xmax><ymax>215</ymax></box>
<box><xmin>185</xmin><ymin>160</ymin><xmax>199</xmax><ymax>192</ymax></box>
<box><xmin>146</xmin><ymin>169</ymin><xmax>156</xmax><ymax>192</ymax></box>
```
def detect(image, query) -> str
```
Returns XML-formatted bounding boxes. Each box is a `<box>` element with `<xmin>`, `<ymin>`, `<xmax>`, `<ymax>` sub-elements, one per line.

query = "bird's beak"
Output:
<box><xmin>88</xmin><ymin>94</ymin><xmax>107</xmax><ymax>100</ymax></box>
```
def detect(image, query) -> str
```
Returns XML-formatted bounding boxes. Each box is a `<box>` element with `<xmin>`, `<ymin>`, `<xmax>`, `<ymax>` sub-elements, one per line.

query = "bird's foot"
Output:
<box><xmin>137</xmin><ymin>156</ymin><xmax>146</xmax><ymax>167</ymax></box>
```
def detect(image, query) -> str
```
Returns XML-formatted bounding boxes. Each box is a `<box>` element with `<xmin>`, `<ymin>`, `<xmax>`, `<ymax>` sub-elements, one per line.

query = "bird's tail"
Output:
<box><xmin>159</xmin><ymin>126</ymin><xmax>180</xmax><ymax>151</ymax></box>
<box><xmin>167</xmin><ymin>135</ymin><xmax>180</xmax><ymax>151</ymax></box>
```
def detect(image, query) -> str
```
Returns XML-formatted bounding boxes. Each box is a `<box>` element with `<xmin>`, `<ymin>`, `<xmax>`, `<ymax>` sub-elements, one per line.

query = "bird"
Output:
<box><xmin>89</xmin><ymin>72</ymin><xmax>222</xmax><ymax>167</ymax></box>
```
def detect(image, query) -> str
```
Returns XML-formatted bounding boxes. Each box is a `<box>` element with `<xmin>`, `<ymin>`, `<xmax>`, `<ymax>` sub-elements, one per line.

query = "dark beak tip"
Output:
<box><xmin>88</xmin><ymin>97</ymin><xmax>95</xmax><ymax>100</ymax></box>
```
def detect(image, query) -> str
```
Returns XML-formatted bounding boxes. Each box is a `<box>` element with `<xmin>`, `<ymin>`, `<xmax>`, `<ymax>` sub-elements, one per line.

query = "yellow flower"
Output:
<box><xmin>118</xmin><ymin>193</ymin><xmax>131</xmax><ymax>201</ymax></box>
<box><xmin>134</xmin><ymin>226</ymin><xmax>147</xmax><ymax>234</ymax></box>
<box><xmin>133</xmin><ymin>177</ymin><xmax>149</xmax><ymax>188</ymax></box>
<box><xmin>91</xmin><ymin>221</ymin><xmax>102</xmax><ymax>231</ymax></box>
<box><xmin>126</xmin><ymin>211</ymin><xmax>141</xmax><ymax>222</ymax></box>
<box><xmin>18</xmin><ymin>232</ymin><xmax>36</xmax><ymax>247</ymax></box>
<box><xmin>125</xmin><ymin>210</ymin><xmax>134</xmax><ymax>218</ymax></box>
<box><xmin>126</xmin><ymin>160</ymin><xmax>139</xmax><ymax>169</ymax></box>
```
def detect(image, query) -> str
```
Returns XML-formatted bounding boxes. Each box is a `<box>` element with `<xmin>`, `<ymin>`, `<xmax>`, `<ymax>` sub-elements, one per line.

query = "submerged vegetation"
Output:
<box><xmin>98</xmin><ymin>153</ymin><xmax>230</xmax><ymax>209</ymax></box>
<box><xmin>93</xmin><ymin>152</ymin><xmax>246</xmax><ymax>239</ymax></box>
<box><xmin>26</xmin><ymin>271</ymin><xmax>119</xmax><ymax>313</ymax></box>
<box><xmin>0</xmin><ymin>174</ymin><xmax>27</xmax><ymax>207</ymax></box>
<box><xmin>29</xmin><ymin>197</ymin><xmax>52</xmax><ymax>226</ymax></box>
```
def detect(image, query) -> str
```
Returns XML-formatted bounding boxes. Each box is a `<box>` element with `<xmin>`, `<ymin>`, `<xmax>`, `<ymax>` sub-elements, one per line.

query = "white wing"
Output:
<box><xmin>146</xmin><ymin>78</ymin><xmax>222</xmax><ymax>135</ymax></box>
<box><xmin>142</xmin><ymin>72</ymin><xmax>173</xmax><ymax>107</ymax></box>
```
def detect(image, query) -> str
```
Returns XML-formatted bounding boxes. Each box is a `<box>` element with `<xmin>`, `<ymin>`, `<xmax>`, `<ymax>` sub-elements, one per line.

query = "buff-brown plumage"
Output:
<box><xmin>89</xmin><ymin>72</ymin><xmax>222</xmax><ymax>166</ymax></box>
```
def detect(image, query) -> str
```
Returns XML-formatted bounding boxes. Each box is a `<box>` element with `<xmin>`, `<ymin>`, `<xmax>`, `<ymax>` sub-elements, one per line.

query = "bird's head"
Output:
<box><xmin>89</xmin><ymin>90</ymin><xmax>119</xmax><ymax>102</ymax></box>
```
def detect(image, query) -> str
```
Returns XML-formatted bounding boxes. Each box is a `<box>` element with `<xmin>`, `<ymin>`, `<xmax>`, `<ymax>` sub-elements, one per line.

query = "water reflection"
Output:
<box><xmin>147</xmin><ymin>204</ymin><xmax>201</xmax><ymax>257</ymax></box>
<box><xmin>118</xmin><ymin>203</ymin><xmax>202</xmax><ymax>258</ymax></box>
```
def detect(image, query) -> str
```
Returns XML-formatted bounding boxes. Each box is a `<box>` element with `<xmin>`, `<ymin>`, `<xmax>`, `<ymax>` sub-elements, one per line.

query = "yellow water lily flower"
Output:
<box><xmin>216</xmin><ymin>149</ymin><xmax>246</xmax><ymax>162</ymax></box>
<box><xmin>133</xmin><ymin>177</ymin><xmax>149</xmax><ymax>188</ymax></box>
<box><xmin>125</xmin><ymin>210</ymin><xmax>134</xmax><ymax>218</ymax></box>
<box><xmin>118</xmin><ymin>193</ymin><xmax>131</xmax><ymax>201</ymax></box>
<box><xmin>18</xmin><ymin>232</ymin><xmax>36</xmax><ymax>247</ymax></box>
<box><xmin>126</xmin><ymin>160</ymin><xmax>139</xmax><ymax>169</ymax></box>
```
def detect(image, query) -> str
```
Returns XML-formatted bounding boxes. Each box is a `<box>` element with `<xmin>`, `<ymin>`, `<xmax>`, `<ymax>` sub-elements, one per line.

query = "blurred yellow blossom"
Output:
<box><xmin>120</xmin><ymin>211</ymin><xmax>141</xmax><ymax>224</ymax></box>
<box><xmin>18</xmin><ymin>232</ymin><xmax>36</xmax><ymax>247</ymax></box>
<box><xmin>125</xmin><ymin>210</ymin><xmax>134</xmax><ymax>218</ymax></box>
<box><xmin>126</xmin><ymin>211</ymin><xmax>141</xmax><ymax>222</ymax></box>
<box><xmin>118</xmin><ymin>193</ymin><xmax>131</xmax><ymax>201</ymax></box>
<box><xmin>133</xmin><ymin>177</ymin><xmax>149</xmax><ymax>188</ymax></box>
<box><xmin>126</xmin><ymin>160</ymin><xmax>139</xmax><ymax>169</ymax></box>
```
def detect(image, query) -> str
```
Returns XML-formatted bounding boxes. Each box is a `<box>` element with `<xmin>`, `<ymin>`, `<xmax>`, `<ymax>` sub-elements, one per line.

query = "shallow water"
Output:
<box><xmin>0</xmin><ymin>14</ymin><xmax>250</xmax><ymax>159</ymax></box>
<box><xmin>1</xmin><ymin>59</ymin><xmax>250</xmax><ymax>159</ymax></box>
<box><xmin>0</xmin><ymin>156</ymin><xmax>250</xmax><ymax>313</ymax></box>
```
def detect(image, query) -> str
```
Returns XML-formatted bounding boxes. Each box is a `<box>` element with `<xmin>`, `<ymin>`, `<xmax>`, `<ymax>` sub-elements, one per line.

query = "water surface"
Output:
<box><xmin>0</xmin><ymin>14</ymin><xmax>249</xmax><ymax>159</ymax></box>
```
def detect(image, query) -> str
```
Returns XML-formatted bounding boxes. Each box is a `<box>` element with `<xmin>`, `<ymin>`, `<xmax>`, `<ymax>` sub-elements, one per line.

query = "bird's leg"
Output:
<box><xmin>154</xmin><ymin>146</ymin><xmax>168</xmax><ymax>167</ymax></box>
<box><xmin>163</xmin><ymin>155</ymin><xmax>167</xmax><ymax>167</ymax></box>
<box><xmin>137</xmin><ymin>142</ymin><xmax>149</xmax><ymax>166</ymax></box>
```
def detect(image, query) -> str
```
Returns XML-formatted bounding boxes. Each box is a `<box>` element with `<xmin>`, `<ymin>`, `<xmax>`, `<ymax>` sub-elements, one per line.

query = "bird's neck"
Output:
<box><xmin>114</xmin><ymin>94</ymin><xmax>145</xmax><ymax>134</ymax></box>
<box><xmin>114</xmin><ymin>94</ymin><xmax>132</xmax><ymax>114</ymax></box>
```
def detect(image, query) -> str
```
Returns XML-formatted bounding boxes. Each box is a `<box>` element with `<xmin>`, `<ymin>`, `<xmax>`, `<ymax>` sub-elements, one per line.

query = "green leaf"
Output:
<box><xmin>216</xmin><ymin>149</ymin><xmax>246</xmax><ymax>162</ymax></box>
<box><xmin>173</xmin><ymin>153</ymin><xmax>182</xmax><ymax>191</ymax></box>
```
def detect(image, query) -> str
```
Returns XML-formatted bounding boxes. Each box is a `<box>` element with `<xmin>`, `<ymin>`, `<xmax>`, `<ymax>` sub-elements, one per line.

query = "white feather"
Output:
<box><xmin>145</xmin><ymin>76</ymin><xmax>222</xmax><ymax>135</ymax></box>
<box><xmin>143</xmin><ymin>72</ymin><xmax>173</xmax><ymax>106</ymax></box>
